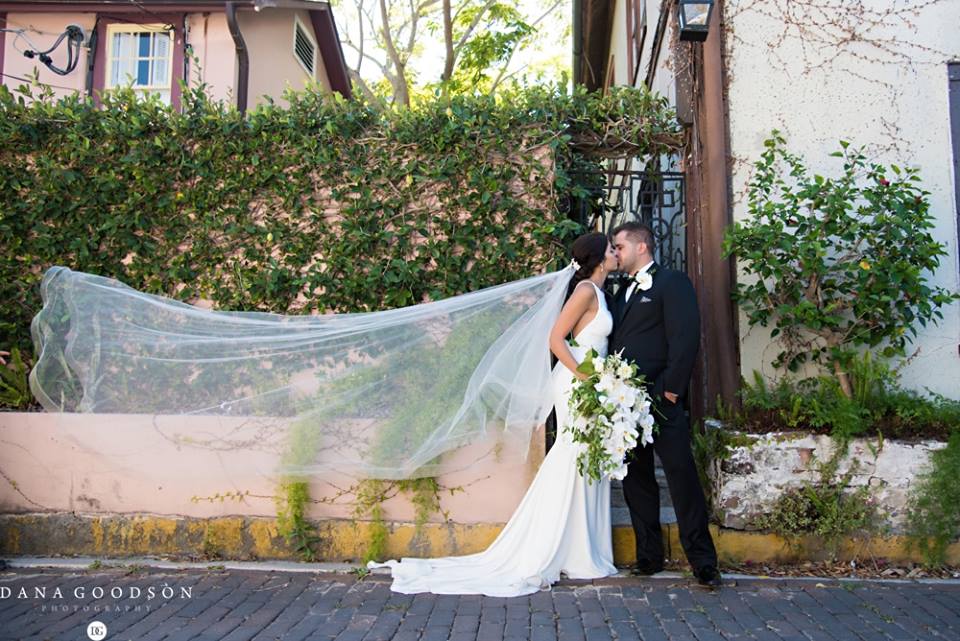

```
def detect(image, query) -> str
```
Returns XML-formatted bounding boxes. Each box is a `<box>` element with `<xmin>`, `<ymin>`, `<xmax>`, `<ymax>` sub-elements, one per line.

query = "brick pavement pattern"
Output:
<box><xmin>2</xmin><ymin>567</ymin><xmax>959</xmax><ymax>641</ymax></box>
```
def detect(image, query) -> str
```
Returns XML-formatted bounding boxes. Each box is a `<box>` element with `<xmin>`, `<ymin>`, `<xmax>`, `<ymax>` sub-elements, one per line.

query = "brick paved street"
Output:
<box><xmin>2</xmin><ymin>565</ymin><xmax>960</xmax><ymax>641</ymax></box>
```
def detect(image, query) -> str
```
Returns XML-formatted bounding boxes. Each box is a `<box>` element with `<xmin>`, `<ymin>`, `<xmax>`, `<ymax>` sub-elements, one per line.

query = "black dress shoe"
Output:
<box><xmin>694</xmin><ymin>565</ymin><xmax>722</xmax><ymax>587</ymax></box>
<box><xmin>630</xmin><ymin>560</ymin><xmax>664</xmax><ymax>576</ymax></box>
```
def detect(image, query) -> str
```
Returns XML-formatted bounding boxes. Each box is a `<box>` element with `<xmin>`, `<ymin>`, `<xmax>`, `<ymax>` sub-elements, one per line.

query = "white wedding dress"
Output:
<box><xmin>368</xmin><ymin>282</ymin><xmax>618</xmax><ymax>596</ymax></box>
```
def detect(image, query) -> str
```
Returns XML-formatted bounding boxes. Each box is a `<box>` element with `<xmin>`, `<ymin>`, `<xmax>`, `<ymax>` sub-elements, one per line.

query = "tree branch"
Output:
<box><xmin>403</xmin><ymin>0</ymin><xmax>421</xmax><ymax>64</ymax></box>
<box><xmin>341</xmin><ymin>39</ymin><xmax>393</xmax><ymax>79</ymax></box>
<box><xmin>347</xmin><ymin>68</ymin><xmax>385</xmax><ymax>108</ymax></box>
<box><xmin>378</xmin><ymin>0</ymin><xmax>410</xmax><ymax>105</ymax></box>
<box><xmin>441</xmin><ymin>0</ymin><xmax>454</xmax><ymax>84</ymax></box>
<box><xmin>453</xmin><ymin>0</ymin><xmax>498</xmax><ymax>54</ymax></box>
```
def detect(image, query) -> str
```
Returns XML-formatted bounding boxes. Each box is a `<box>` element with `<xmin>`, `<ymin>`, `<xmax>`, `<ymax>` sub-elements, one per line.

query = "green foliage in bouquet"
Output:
<box><xmin>566</xmin><ymin>348</ymin><xmax>653</xmax><ymax>482</ymax></box>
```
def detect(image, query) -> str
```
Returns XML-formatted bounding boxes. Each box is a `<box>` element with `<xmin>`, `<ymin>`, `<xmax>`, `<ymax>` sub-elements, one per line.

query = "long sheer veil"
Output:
<box><xmin>29</xmin><ymin>265</ymin><xmax>574</xmax><ymax>479</ymax></box>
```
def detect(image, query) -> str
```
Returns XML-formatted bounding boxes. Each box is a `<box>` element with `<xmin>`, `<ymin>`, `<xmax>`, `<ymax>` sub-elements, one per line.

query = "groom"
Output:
<box><xmin>609</xmin><ymin>222</ymin><xmax>721</xmax><ymax>588</ymax></box>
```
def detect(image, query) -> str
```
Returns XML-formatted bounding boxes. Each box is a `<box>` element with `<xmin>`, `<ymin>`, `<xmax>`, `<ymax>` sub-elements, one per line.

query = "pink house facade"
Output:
<box><xmin>0</xmin><ymin>0</ymin><xmax>352</xmax><ymax>112</ymax></box>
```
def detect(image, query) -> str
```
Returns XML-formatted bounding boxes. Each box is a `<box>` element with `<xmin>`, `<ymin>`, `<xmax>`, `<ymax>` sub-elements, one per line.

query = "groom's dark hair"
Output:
<box><xmin>612</xmin><ymin>221</ymin><xmax>655</xmax><ymax>252</ymax></box>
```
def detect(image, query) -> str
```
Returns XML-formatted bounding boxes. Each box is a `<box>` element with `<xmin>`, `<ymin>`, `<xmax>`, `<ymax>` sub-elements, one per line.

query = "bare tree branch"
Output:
<box><xmin>417</xmin><ymin>0</ymin><xmax>442</xmax><ymax>13</ymax></box>
<box><xmin>490</xmin><ymin>60</ymin><xmax>528</xmax><ymax>91</ymax></box>
<box><xmin>441</xmin><ymin>0</ymin><xmax>455</xmax><ymax>84</ymax></box>
<box><xmin>378</xmin><ymin>0</ymin><xmax>410</xmax><ymax>105</ymax></box>
<box><xmin>403</xmin><ymin>0</ymin><xmax>421</xmax><ymax>64</ymax></box>
<box><xmin>354</xmin><ymin>0</ymin><xmax>366</xmax><ymax>73</ymax></box>
<box><xmin>342</xmin><ymin>38</ymin><xmax>393</xmax><ymax>79</ymax></box>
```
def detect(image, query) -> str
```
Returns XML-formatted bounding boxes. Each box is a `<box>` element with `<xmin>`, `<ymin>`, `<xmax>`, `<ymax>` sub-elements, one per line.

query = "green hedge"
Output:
<box><xmin>0</xmin><ymin>82</ymin><xmax>681</xmax><ymax>353</ymax></box>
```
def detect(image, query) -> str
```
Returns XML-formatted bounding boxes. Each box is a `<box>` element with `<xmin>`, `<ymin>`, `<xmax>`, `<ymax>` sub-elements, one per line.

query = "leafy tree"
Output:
<box><xmin>333</xmin><ymin>0</ymin><xmax>565</xmax><ymax>106</ymax></box>
<box><xmin>722</xmin><ymin>131</ymin><xmax>958</xmax><ymax>397</ymax></box>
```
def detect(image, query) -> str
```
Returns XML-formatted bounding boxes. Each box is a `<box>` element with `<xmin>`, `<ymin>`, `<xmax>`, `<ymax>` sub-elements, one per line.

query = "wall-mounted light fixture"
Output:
<box><xmin>678</xmin><ymin>0</ymin><xmax>714</xmax><ymax>42</ymax></box>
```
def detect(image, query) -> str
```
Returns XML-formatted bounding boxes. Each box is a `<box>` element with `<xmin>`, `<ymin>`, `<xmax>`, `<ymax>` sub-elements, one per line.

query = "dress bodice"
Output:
<box><xmin>567</xmin><ymin>282</ymin><xmax>612</xmax><ymax>360</ymax></box>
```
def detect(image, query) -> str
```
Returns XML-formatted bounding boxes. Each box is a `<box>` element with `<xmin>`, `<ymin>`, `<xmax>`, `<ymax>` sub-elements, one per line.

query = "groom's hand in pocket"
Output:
<box><xmin>650</xmin><ymin>376</ymin><xmax>678</xmax><ymax>404</ymax></box>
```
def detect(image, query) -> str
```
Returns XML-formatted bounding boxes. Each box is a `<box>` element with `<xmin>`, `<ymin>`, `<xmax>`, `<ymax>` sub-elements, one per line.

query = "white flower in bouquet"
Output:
<box><xmin>610</xmin><ymin>462</ymin><xmax>629</xmax><ymax>481</ymax></box>
<box><xmin>596</xmin><ymin>372</ymin><xmax>617</xmax><ymax>393</ymax></box>
<box><xmin>612</xmin><ymin>384</ymin><xmax>637</xmax><ymax>408</ymax></box>
<box><xmin>564</xmin><ymin>348</ymin><xmax>657</xmax><ymax>482</ymax></box>
<box><xmin>638</xmin><ymin>413</ymin><xmax>656</xmax><ymax>446</ymax></box>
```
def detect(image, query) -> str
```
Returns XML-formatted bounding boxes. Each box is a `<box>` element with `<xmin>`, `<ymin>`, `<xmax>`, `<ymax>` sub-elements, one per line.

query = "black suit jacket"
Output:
<box><xmin>609</xmin><ymin>264</ymin><xmax>700</xmax><ymax>398</ymax></box>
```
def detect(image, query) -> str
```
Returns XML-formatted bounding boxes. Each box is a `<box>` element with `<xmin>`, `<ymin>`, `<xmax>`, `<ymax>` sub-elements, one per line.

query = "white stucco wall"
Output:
<box><xmin>724</xmin><ymin>0</ymin><xmax>960</xmax><ymax>397</ymax></box>
<box><xmin>1</xmin><ymin>13</ymin><xmax>95</xmax><ymax>100</ymax></box>
<box><xmin>608</xmin><ymin>0</ymin><xmax>630</xmax><ymax>87</ymax></box>
<box><xmin>608</xmin><ymin>0</ymin><xmax>674</xmax><ymax>100</ymax></box>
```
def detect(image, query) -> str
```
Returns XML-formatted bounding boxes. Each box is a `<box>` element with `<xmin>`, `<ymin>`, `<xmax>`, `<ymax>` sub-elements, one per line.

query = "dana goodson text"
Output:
<box><xmin>1</xmin><ymin>585</ymin><xmax>194</xmax><ymax>600</ymax></box>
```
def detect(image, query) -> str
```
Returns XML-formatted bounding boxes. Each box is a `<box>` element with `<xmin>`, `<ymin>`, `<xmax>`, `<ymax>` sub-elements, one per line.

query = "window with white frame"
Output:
<box><xmin>293</xmin><ymin>15</ymin><xmax>317</xmax><ymax>77</ymax></box>
<box><xmin>106</xmin><ymin>24</ymin><xmax>174</xmax><ymax>104</ymax></box>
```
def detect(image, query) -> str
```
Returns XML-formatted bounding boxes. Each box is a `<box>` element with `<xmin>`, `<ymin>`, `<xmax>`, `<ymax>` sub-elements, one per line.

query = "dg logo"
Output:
<box><xmin>86</xmin><ymin>620</ymin><xmax>107</xmax><ymax>640</ymax></box>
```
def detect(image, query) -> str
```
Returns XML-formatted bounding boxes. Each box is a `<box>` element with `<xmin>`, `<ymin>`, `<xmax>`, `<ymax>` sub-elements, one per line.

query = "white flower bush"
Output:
<box><xmin>565</xmin><ymin>348</ymin><xmax>656</xmax><ymax>481</ymax></box>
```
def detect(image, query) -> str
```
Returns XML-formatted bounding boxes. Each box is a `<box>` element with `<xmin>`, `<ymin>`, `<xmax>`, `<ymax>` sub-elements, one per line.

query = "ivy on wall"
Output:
<box><xmin>0</xmin><ymin>82</ymin><xmax>682</xmax><ymax>354</ymax></box>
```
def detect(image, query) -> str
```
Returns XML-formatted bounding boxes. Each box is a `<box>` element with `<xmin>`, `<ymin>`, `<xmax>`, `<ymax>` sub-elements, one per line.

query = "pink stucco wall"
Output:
<box><xmin>237</xmin><ymin>8</ymin><xmax>331</xmax><ymax>109</ymax></box>
<box><xmin>185</xmin><ymin>12</ymin><xmax>235</xmax><ymax>106</ymax></box>
<box><xmin>2</xmin><ymin>9</ymin><xmax>334</xmax><ymax>109</ymax></box>
<box><xmin>1</xmin><ymin>12</ymin><xmax>94</xmax><ymax>100</ymax></box>
<box><xmin>0</xmin><ymin>412</ymin><xmax>545</xmax><ymax>525</ymax></box>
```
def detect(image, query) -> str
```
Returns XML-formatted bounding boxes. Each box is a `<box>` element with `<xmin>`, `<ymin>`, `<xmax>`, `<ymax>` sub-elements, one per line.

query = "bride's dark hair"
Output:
<box><xmin>565</xmin><ymin>232</ymin><xmax>609</xmax><ymax>299</ymax></box>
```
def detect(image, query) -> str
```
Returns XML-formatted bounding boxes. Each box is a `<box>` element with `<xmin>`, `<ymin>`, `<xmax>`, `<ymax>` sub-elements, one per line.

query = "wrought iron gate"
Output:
<box><xmin>570</xmin><ymin>163</ymin><xmax>687</xmax><ymax>272</ymax></box>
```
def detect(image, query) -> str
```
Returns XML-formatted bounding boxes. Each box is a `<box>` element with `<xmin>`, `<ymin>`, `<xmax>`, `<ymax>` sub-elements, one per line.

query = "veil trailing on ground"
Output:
<box><xmin>29</xmin><ymin>265</ymin><xmax>574</xmax><ymax>480</ymax></box>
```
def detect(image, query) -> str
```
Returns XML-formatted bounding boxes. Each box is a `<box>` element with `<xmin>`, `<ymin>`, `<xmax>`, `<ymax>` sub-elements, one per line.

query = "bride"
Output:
<box><xmin>369</xmin><ymin>232</ymin><xmax>622</xmax><ymax>596</ymax></box>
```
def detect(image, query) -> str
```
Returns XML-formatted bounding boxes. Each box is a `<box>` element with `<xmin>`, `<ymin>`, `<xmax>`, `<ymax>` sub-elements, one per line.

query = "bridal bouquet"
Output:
<box><xmin>565</xmin><ymin>349</ymin><xmax>655</xmax><ymax>482</ymax></box>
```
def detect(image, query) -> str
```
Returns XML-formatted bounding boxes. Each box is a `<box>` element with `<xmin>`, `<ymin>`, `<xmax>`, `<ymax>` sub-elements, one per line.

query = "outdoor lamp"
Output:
<box><xmin>678</xmin><ymin>0</ymin><xmax>714</xmax><ymax>42</ymax></box>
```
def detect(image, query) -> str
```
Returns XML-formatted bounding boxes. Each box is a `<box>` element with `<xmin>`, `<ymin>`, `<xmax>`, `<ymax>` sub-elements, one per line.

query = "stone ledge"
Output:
<box><xmin>708</xmin><ymin>428</ymin><xmax>947</xmax><ymax>533</ymax></box>
<box><xmin>2</xmin><ymin>513</ymin><xmax>957</xmax><ymax>565</ymax></box>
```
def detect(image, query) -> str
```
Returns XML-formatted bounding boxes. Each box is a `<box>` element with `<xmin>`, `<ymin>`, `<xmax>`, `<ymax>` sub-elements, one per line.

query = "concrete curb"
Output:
<box><xmin>4</xmin><ymin>555</ymin><xmax>960</xmax><ymax>586</ymax></box>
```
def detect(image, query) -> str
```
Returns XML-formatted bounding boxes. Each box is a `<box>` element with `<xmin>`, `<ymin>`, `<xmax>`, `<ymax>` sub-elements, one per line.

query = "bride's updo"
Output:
<box><xmin>566</xmin><ymin>232</ymin><xmax>609</xmax><ymax>298</ymax></box>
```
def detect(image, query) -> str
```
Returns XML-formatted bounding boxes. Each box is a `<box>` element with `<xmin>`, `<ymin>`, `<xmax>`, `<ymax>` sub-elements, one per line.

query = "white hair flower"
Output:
<box><xmin>570</xmin><ymin>259</ymin><xmax>581</xmax><ymax>271</ymax></box>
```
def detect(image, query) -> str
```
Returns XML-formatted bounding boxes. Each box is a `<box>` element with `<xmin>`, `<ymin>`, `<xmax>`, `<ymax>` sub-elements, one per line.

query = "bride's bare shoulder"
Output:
<box><xmin>573</xmin><ymin>280</ymin><xmax>600</xmax><ymax>293</ymax></box>
<box><xmin>564</xmin><ymin>281</ymin><xmax>599</xmax><ymax>312</ymax></box>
